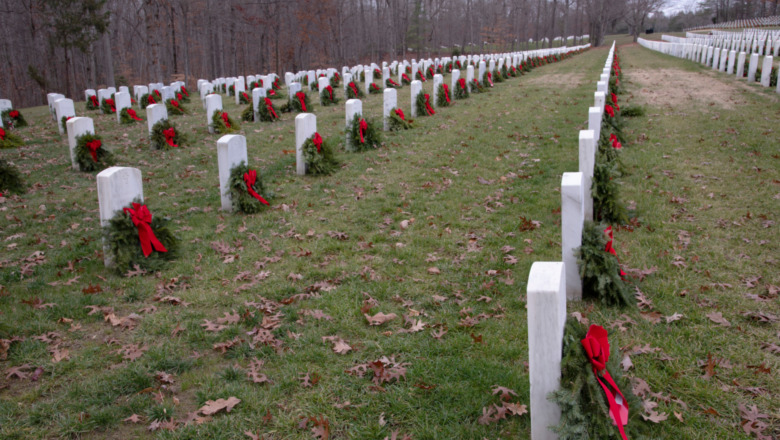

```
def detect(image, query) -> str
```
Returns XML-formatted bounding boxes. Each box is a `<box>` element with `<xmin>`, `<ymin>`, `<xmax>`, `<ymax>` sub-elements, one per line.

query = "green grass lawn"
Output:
<box><xmin>0</xmin><ymin>41</ymin><xmax>777</xmax><ymax>439</ymax></box>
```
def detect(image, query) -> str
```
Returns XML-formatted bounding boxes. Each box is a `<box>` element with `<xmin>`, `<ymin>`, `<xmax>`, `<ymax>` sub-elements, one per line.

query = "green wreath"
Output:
<box><xmin>256</xmin><ymin>98</ymin><xmax>280</xmax><ymax>122</ymax></box>
<box><xmin>385</xmin><ymin>78</ymin><xmax>401</xmax><ymax>89</ymax></box>
<box><xmin>1</xmin><ymin>110</ymin><xmax>28</xmax><ymax>128</ymax></box>
<box><xmin>74</xmin><ymin>133</ymin><xmax>115</xmax><ymax>172</ymax></box>
<box><xmin>454</xmin><ymin>80</ymin><xmax>470</xmax><ymax>100</ymax></box>
<box><xmin>119</xmin><ymin>108</ymin><xmax>143</xmax><ymax>124</ymax></box>
<box><xmin>368</xmin><ymin>83</ymin><xmax>382</xmax><ymax>95</ymax></box>
<box><xmin>227</xmin><ymin>161</ymin><xmax>272</xmax><ymax>214</ymax></box>
<box><xmin>444</xmin><ymin>61</ymin><xmax>453</xmax><ymax>73</ymax></box>
<box><xmin>311</xmin><ymin>80</ymin><xmax>320</xmax><ymax>92</ymax></box>
<box><xmin>267</xmin><ymin>89</ymin><xmax>285</xmax><ymax>101</ymax></box>
<box><xmin>346</xmin><ymin>113</ymin><xmax>382</xmax><ymax>152</ymax></box>
<box><xmin>280</xmin><ymin>92</ymin><xmax>311</xmax><ymax>113</ymax></box>
<box><xmin>346</xmin><ymin>82</ymin><xmax>364</xmax><ymax>99</ymax></box>
<box><xmin>165</xmin><ymin>99</ymin><xmax>187</xmax><ymax>115</ymax></box>
<box><xmin>436</xmin><ymin>84</ymin><xmax>451</xmax><ymax>107</ymax></box>
<box><xmin>415</xmin><ymin>71</ymin><xmax>426</xmax><ymax>82</ymax></box>
<box><xmin>228</xmin><ymin>84</ymin><xmax>235</xmax><ymax>95</ymax></box>
<box><xmin>139</xmin><ymin>93</ymin><xmax>154</xmax><ymax>108</ymax></box>
<box><xmin>414</xmin><ymin>92</ymin><xmax>435</xmax><ymax>117</ymax></box>
<box><xmin>425</xmin><ymin>67</ymin><xmax>435</xmax><ymax>79</ymax></box>
<box><xmin>0</xmin><ymin>159</ymin><xmax>25</xmax><ymax>194</ymax></box>
<box><xmin>400</xmin><ymin>74</ymin><xmax>412</xmax><ymax>85</ymax></box>
<box><xmin>549</xmin><ymin>319</ymin><xmax>646</xmax><ymax>439</ymax></box>
<box><xmin>211</xmin><ymin>110</ymin><xmax>239</xmax><ymax>134</ymax></box>
<box><xmin>493</xmin><ymin>70</ymin><xmax>505</xmax><ymax>83</ymax></box>
<box><xmin>238</xmin><ymin>91</ymin><xmax>251</xmax><ymax>105</ymax></box>
<box><xmin>175</xmin><ymin>88</ymin><xmax>191</xmax><ymax>103</ymax></box>
<box><xmin>241</xmin><ymin>104</ymin><xmax>255</xmax><ymax>122</ymax></box>
<box><xmin>103</xmin><ymin>199</ymin><xmax>179</xmax><ymax>275</ymax></box>
<box><xmin>150</xmin><ymin>119</ymin><xmax>187</xmax><ymax>150</ymax></box>
<box><xmin>86</xmin><ymin>95</ymin><xmax>100</xmax><ymax>110</ymax></box>
<box><xmin>330</xmin><ymin>74</ymin><xmax>341</xmax><ymax>88</ymax></box>
<box><xmin>272</xmin><ymin>78</ymin><xmax>282</xmax><ymax>90</ymax></box>
<box><xmin>302</xmin><ymin>133</ymin><xmax>339</xmax><ymax>176</ymax></box>
<box><xmin>60</xmin><ymin>116</ymin><xmax>73</xmax><ymax>133</ymax></box>
<box><xmin>482</xmin><ymin>75</ymin><xmax>494</xmax><ymax>89</ymax></box>
<box><xmin>388</xmin><ymin>108</ymin><xmax>414</xmax><ymax>131</ymax></box>
<box><xmin>469</xmin><ymin>79</ymin><xmax>484</xmax><ymax>94</ymax></box>
<box><xmin>320</xmin><ymin>86</ymin><xmax>340</xmax><ymax>106</ymax></box>
<box><xmin>577</xmin><ymin>222</ymin><xmax>632</xmax><ymax>306</ymax></box>
<box><xmin>0</xmin><ymin>128</ymin><xmax>25</xmax><ymax>149</ymax></box>
<box><xmin>100</xmin><ymin>97</ymin><xmax>116</xmax><ymax>114</ymax></box>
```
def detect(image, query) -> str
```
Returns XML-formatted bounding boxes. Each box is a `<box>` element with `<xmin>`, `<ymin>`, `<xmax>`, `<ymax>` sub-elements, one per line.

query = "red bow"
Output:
<box><xmin>604</xmin><ymin>226</ymin><xmax>626</xmax><ymax>278</ymax></box>
<box><xmin>605</xmin><ymin>105</ymin><xmax>615</xmax><ymax>118</ymax></box>
<box><xmin>242</xmin><ymin>92</ymin><xmax>249</xmax><ymax>102</ymax></box>
<box><xmin>269</xmin><ymin>89</ymin><xmax>276</xmax><ymax>96</ymax></box>
<box><xmin>154</xmin><ymin>90</ymin><xmax>161</xmax><ymax>99</ymax></box>
<box><xmin>611</xmin><ymin>93</ymin><xmax>618</xmax><ymax>105</ymax></box>
<box><xmin>177</xmin><ymin>92</ymin><xmax>183</xmax><ymax>101</ymax></box>
<box><xmin>458</xmin><ymin>78</ymin><xmax>467</xmax><ymax>90</ymax></box>
<box><xmin>171</xmin><ymin>100</ymin><xmax>180</xmax><ymax>108</ymax></box>
<box><xmin>0</xmin><ymin>128</ymin><xmax>5</xmax><ymax>140</ymax></box>
<box><xmin>402</xmin><ymin>73</ymin><xmax>410</xmax><ymax>82</ymax></box>
<box><xmin>127</xmin><ymin>109</ymin><xmax>142</xmax><ymax>121</ymax></box>
<box><xmin>148</xmin><ymin>95</ymin><xmax>156</xmax><ymax>104</ymax></box>
<box><xmin>181</xmin><ymin>86</ymin><xmax>188</xmax><ymax>97</ymax></box>
<box><xmin>424</xmin><ymin>94</ymin><xmax>435</xmax><ymax>115</ymax></box>
<box><xmin>395</xmin><ymin>109</ymin><xmax>405</xmax><ymax>121</ymax></box>
<box><xmin>371</xmin><ymin>83</ymin><xmax>379</xmax><ymax>90</ymax></box>
<box><xmin>312</xmin><ymin>132</ymin><xmax>323</xmax><ymax>152</ymax></box>
<box><xmin>418</xmin><ymin>71</ymin><xmax>426</xmax><ymax>82</ymax></box>
<box><xmin>296</xmin><ymin>92</ymin><xmax>307</xmax><ymax>112</ymax></box>
<box><xmin>349</xmin><ymin>82</ymin><xmax>359</xmax><ymax>97</ymax></box>
<box><xmin>359</xmin><ymin>118</ymin><xmax>367</xmax><ymax>143</ymax></box>
<box><xmin>428</xmin><ymin>67</ymin><xmax>434</xmax><ymax>76</ymax></box>
<box><xmin>86</xmin><ymin>139</ymin><xmax>102</xmax><ymax>162</ymax></box>
<box><xmin>610</xmin><ymin>133</ymin><xmax>622</xmax><ymax>150</ymax></box>
<box><xmin>581</xmin><ymin>325</ymin><xmax>629</xmax><ymax>440</ymax></box>
<box><xmin>389</xmin><ymin>79</ymin><xmax>399</xmax><ymax>86</ymax></box>
<box><xmin>90</xmin><ymin>95</ymin><xmax>99</xmax><ymax>106</ymax></box>
<box><xmin>105</xmin><ymin>99</ymin><xmax>116</xmax><ymax>113</ymax></box>
<box><xmin>221</xmin><ymin>112</ymin><xmax>231</xmax><ymax>128</ymax></box>
<box><xmin>9</xmin><ymin>110</ymin><xmax>19</xmax><ymax>118</ymax></box>
<box><xmin>243</xmin><ymin>169</ymin><xmax>270</xmax><ymax>206</ymax></box>
<box><xmin>487</xmin><ymin>72</ymin><xmax>494</xmax><ymax>86</ymax></box>
<box><xmin>442</xmin><ymin>84</ymin><xmax>450</xmax><ymax>102</ymax></box>
<box><xmin>325</xmin><ymin>85</ymin><xmax>333</xmax><ymax>101</ymax></box>
<box><xmin>163</xmin><ymin>127</ymin><xmax>178</xmax><ymax>147</ymax></box>
<box><xmin>456</xmin><ymin>61</ymin><xmax>462</xmax><ymax>68</ymax></box>
<box><xmin>123</xmin><ymin>203</ymin><xmax>168</xmax><ymax>257</ymax></box>
<box><xmin>264</xmin><ymin>98</ymin><xmax>277</xmax><ymax>119</ymax></box>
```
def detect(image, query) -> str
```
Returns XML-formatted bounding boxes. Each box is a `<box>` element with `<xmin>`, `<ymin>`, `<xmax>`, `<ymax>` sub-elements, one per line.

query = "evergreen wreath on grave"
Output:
<box><xmin>346</xmin><ymin>81</ymin><xmax>364</xmax><ymax>99</ymax></box>
<box><xmin>320</xmin><ymin>85</ymin><xmax>340</xmax><ymax>106</ymax></box>
<box><xmin>152</xmin><ymin>89</ymin><xmax>162</xmax><ymax>102</ymax></box>
<box><xmin>374</xmin><ymin>68</ymin><xmax>382</xmax><ymax>79</ymax></box>
<box><xmin>577</xmin><ymin>221</ymin><xmax>632</xmax><ymax>306</ymax></box>
<box><xmin>401</xmin><ymin>73</ymin><xmax>412</xmax><ymax>85</ymax></box>
<box><xmin>0</xmin><ymin>127</ymin><xmax>24</xmax><ymax>149</ymax></box>
<box><xmin>165</xmin><ymin>99</ymin><xmax>187</xmax><ymax>115</ymax></box>
<box><xmin>120</xmin><ymin>107</ymin><xmax>143</xmax><ymax>124</ymax></box>
<box><xmin>281</xmin><ymin>91</ymin><xmax>311</xmax><ymax>113</ymax></box>
<box><xmin>415</xmin><ymin>70</ymin><xmax>426</xmax><ymax>82</ymax></box>
<box><xmin>86</xmin><ymin>94</ymin><xmax>100</xmax><ymax>110</ymax></box>
<box><xmin>228</xmin><ymin>84</ymin><xmax>235</xmax><ymax>95</ymax></box>
<box><xmin>267</xmin><ymin>89</ymin><xmax>285</xmax><ymax>100</ymax></box>
<box><xmin>549</xmin><ymin>318</ymin><xmax>646</xmax><ymax>440</ymax></box>
<box><xmin>101</xmin><ymin>97</ymin><xmax>116</xmax><ymax>114</ymax></box>
<box><xmin>454</xmin><ymin>78</ymin><xmax>470</xmax><ymax>99</ymax></box>
<box><xmin>493</xmin><ymin>69</ymin><xmax>505</xmax><ymax>83</ymax></box>
<box><xmin>415</xmin><ymin>92</ymin><xmax>436</xmax><ymax>117</ymax></box>
<box><xmin>346</xmin><ymin>113</ymin><xmax>382</xmax><ymax>152</ymax></box>
<box><xmin>454</xmin><ymin>60</ymin><xmax>462</xmax><ymax>69</ymax></box>
<box><xmin>302</xmin><ymin>132</ymin><xmax>339</xmax><ymax>176</ymax></box>
<box><xmin>74</xmin><ymin>133</ymin><xmax>115</xmax><ymax>172</ymax></box>
<box><xmin>386</xmin><ymin>78</ymin><xmax>401</xmax><ymax>88</ymax></box>
<box><xmin>104</xmin><ymin>199</ymin><xmax>179</xmax><ymax>275</ymax></box>
<box><xmin>426</xmin><ymin>66</ymin><xmax>435</xmax><ymax>79</ymax></box>
<box><xmin>140</xmin><ymin>93</ymin><xmax>156</xmax><ymax>108</ymax></box>
<box><xmin>388</xmin><ymin>108</ymin><xmax>414</xmax><ymax>131</ymax></box>
<box><xmin>257</xmin><ymin>97</ymin><xmax>280</xmax><ymax>122</ymax></box>
<box><xmin>436</xmin><ymin>84</ymin><xmax>451</xmax><ymax>107</ymax></box>
<box><xmin>445</xmin><ymin>61</ymin><xmax>453</xmax><ymax>73</ymax></box>
<box><xmin>593</xmin><ymin>152</ymin><xmax>627</xmax><ymax>225</ymax></box>
<box><xmin>60</xmin><ymin>116</ymin><xmax>74</xmax><ymax>133</ymax></box>
<box><xmin>405</xmin><ymin>65</ymin><xmax>412</xmax><ymax>74</ymax></box>
<box><xmin>272</xmin><ymin>77</ymin><xmax>282</xmax><ymax>90</ymax></box>
<box><xmin>359</xmin><ymin>70</ymin><xmax>365</xmax><ymax>82</ymax></box>
<box><xmin>241</xmin><ymin>104</ymin><xmax>255</xmax><ymax>122</ymax></box>
<box><xmin>211</xmin><ymin>110</ymin><xmax>239</xmax><ymax>134</ymax></box>
<box><xmin>0</xmin><ymin>158</ymin><xmax>25</xmax><ymax>194</ymax></box>
<box><xmin>227</xmin><ymin>161</ymin><xmax>272</xmax><ymax>214</ymax></box>
<box><xmin>509</xmin><ymin>65</ymin><xmax>518</xmax><ymax>77</ymax></box>
<box><xmin>311</xmin><ymin>80</ymin><xmax>320</xmax><ymax>92</ymax></box>
<box><xmin>249</xmin><ymin>81</ymin><xmax>260</xmax><ymax>90</ymax></box>
<box><xmin>331</xmin><ymin>73</ymin><xmax>341</xmax><ymax>88</ymax></box>
<box><xmin>368</xmin><ymin>83</ymin><xmax>382</xmax><ymax>95</ymax></box>
<box><xmin>469</xmin><ymin>78</ymin><xmax>484</xmax><ymax>94</ymax></box>
<box><xmin>436</xmin><ymin>64</ymin><xmax>444</xmax><ymax>75</ymax></box>
<box><xmin>150</xmin><ymin>119</ymin><xmax>187</xmax><ymax>150</ymax></box>
<box><xmin>179</xmin><ymin>86</ymin><xmax>191</xmax><ymax>101</ymax></box>
<box><xmin>1</xmin><ymin>109</ymin><xmax>28</xmax><ymax>128</ymax></box>
<box><xmin>483</xmin><ymin>72</ymin><xmax>495</xmax><ymax>88</ymax></box>
<box><xmin>239</xmin><ymin>91</ymin><xmax>251</xmax><ymax>105</ymax></box>
<box><xmin>603</xmin><ymin>104</ymin><xmax>625</xmax><ymax>138</ymax></box>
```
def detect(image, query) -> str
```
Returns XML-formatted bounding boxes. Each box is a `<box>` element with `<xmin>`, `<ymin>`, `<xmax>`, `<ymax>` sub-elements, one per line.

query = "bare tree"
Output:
<box><xmin>624</xmin><ymin>0</ymin><xmax>665</xmax><ymax>42</ymax></box>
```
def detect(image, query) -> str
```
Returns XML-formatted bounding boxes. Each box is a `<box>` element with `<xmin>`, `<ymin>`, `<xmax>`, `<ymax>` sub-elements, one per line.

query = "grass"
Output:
<box><xmin>0</xmin><ymin>41</ymin><xmax>778</xmax><ymax>440</ymax></box>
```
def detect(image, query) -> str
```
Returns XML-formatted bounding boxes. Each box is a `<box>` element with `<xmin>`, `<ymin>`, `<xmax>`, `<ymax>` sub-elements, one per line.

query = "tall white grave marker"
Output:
<box><xmin>561</xmin><ymin>172</ymin><xmax>584</xmax><ymax>300</ymax></box>
<box><xmin>217</xmin><ymin>135</ymin><xmax>249</xmax><ymax>211</ymax></box>
<box><xmin>579</xmin><ymin>130</ymin><xmax>596</xmax><ymax>222</ymax></box>
<box><xmin>66</xmin><ymin>117</ymin><xmax>95</xmax><ymax>170</ymax></box>
<box><xmin>54</xmin><ymin>98</ymin><xmax>76</xmax><ymax>135</ymax></box>
<box><xmin>383</xmin><ymin>88</ymin><xmax>397</xmax><ymax>131</ymax></box>
<box><xmin>205</xmin><ymin>94</ymin><xmax>223</xmax><ymax>134</ymax></box>
<box><xmin>410</xmin><ymin>80</ymin><xmax>422</xmax><ymax>118</ymax></box>
<box><xmin>146</xmin><ymin>104</ymin><xmax>168</xmax><ymax>136</ymax></box>
<box><xmin>295</xmin><ymin>113</ymin><xmax>316</xmax><ymax>176</ymax></box>
<box><xmin>97</xmin><ymin>167</ymin><xmax>144</xmax><ymax>267</ymax></box>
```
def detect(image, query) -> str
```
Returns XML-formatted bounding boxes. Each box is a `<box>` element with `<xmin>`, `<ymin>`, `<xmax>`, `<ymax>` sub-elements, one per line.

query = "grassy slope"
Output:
<box><xmin>0</xmin><ymin>42</ymin><xmax>777</xmax><ymax>439</ymax></box>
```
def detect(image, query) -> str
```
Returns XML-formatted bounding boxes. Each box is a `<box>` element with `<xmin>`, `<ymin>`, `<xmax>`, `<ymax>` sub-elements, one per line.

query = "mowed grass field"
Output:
<box><xmin>0</xmin><ymin>41</ymin><xmax>777</xmax><ymax>439</ymax></box>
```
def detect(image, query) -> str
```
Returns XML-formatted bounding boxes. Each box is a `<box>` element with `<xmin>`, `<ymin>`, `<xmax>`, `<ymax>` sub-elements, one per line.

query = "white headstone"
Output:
<box><xmin>466</xmin><ymin>65</ymin><xmax>475</xmax><ymax>86</ymax></box>
<box><xmin>561</xmin><ymin>172</ymin><xmax>584</xmax><ymax>300</ymax></box>
<box><xmin>382</xmin><ymin>67</ymin><xmax>390</xmax><ymax>86</ymax></box>
<box><xmin>146</xmin><ymin>104</ymin><xmax>168</xmax><ymax>136</ymax></box>
<box><xmin>114</xmin><ymin>91</ymin><xmax>132</xmax><ymax>123</ymax></box>
<box><xmin>712</xmin><ymin>48</ymin><xmax>721</xmax><ymax>70</ymax></box>
<box><xmin>54</xmin><ymin>98</ymin><xmax>76</xmax><ymax>135</ymax></box>
<box><xmin>345</xmin><ymin>99</ymin><xmax>363</xmax><ymax>149</ymax></box>
<box><xmin>410</xmin><ymin>80</ymin><xmax>422</xmax><ymax>118</ymax></box>
<box><xmin>134</xmin><ymin>85</ymin><xmax>148</xmax><ymax>103</ymax></box>
<box><xmin>594</xmin><ymin>91</ymin><xmax>605</xmax><ymax>109</ymax></box>
<box><xmin>288</xmin><ymin>83</ymin><xmax>302</xmax><ymax>105</ymax></box>
<box><xmin>760</xmin><ymin>56</ymin><xmax>773</xmax><ymax>87</ymax></box>
<box><xmin>225</xmin><ymin>78</ymin><xmax>235</xmax><ymax>96</ymax></box>
<box><xmin>252</xmin><ymin>88</ymin><xmax>267</xmax><ymax>121</ymax></box>
<box><xmin>307</xmin><ymin>71</ymin><xmax>316</xmax><ymax>90</ymax></box>
<box><xmin>106</xmin><ymin>87</ymin><xmax>117</xmax><ymax>96</ymax></box>
<box><xmin>579</xmin><ymin>130</ymin><xmax>596</xmax><ymax>222</ymax></box>
<box><xmin>748</xmin><ymin>53</ymin><xmax>759</xmax><ymax>82</ymax></box>
<box><xmin>318</xmin><ymin>77</ymin><xmax>331</xmax><ymax>103</ymax></box>
<box><xmin>85</xmin><ymin>89</ymin><xmax>96</xmax><ymax>103</ymax></box>
<box><xmin>736</xmin><ymin>52</ymin><xmax>747</xmax><ymax>78</ymax></box>
<box><xmin>718</xmin><ymin>49</ymin><xmax>728</xmax><ymax>71</ymax></box>
<box><xmin>527</xmin><ymin>261</ymin><xmax>566</xmax><ymax>440</ymax></box>
<box><xmin>47</xmin><ymin>93</ymin><xmax>65</xmax><ymax>120</ymax></box>
<box><xmin>365</xmin><ymin>67</ymin><xmax>374</xmax><ymax>92</ymax></box>
<box><xmin>727</xmin><ymin>50</ymin><xmax>737</xmax><ymax>74</ymax></box>
<box><xmin>432</xmin><ymin>74</ymin><xmax>443</xmax><ymax>107</ymax></box>
<box><xmin>596</xmin><ymin>81</ymin><xmax>607</xmax><ymax>93</ymax></box>
<box><xmin>97</xmin><ymin>88</ymin><xmax>111</xmax><ymax>103</ymax></box>
<box><xmin>295</xmin><ymin>113</ymin><xmax>316</xmax><ymax>176</ymax></box>
<box><xmin>235</xmin><ymin>80</ymin><xmax>247</xmax><ymax>106</ymax></box>
<box><xmin>66</xmin><ymin>117</ymin><xmax>95</xmax><ymax>170</ymax></box>
<box><xmin>96</xmin><ymin>166</ymin><xmax>144</xmax><ymax>267</ymax></box>
<box><xmin>205</xmin><ymin>94</ymin><xmax>223</xmax><ymax>134</ymax></box>
<box><xmin>217</xmin><ymin>135</ymin><xmax>249</xmax><ymax>211</ymax></box>
<box><xmin>451</xmin><ymin>69</ymin><xmax>461</xmax><ymax>90</ymax></box>
<box><xmin>383</xmin><ymin>88</ymin><xmax>397</xmax><ymax>131</ymax></box>
<box><xmin>119</xmin><ymin>86</ymin><xmax>129</xmax><ymax>95</ymax></box>
<box><xmin>285</xmin><ymin>72</ymin><xmax>294</xmax><ymax>86</ymax></box>
<box><xmin>588</xmin><ymin>107</ymin><xmax>601</xmax><ymax>141</ymax></box>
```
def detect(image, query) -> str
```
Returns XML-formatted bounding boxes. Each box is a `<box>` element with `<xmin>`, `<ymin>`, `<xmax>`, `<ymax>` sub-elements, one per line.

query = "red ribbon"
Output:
<box><xmin>424</xmin><ymin>94</ymin><xmax>435</xmax><ymax>115</ymax></box>
<box><xmin>604</xmin><ymin>226</ymin><xmax>626</xmax><ymax>278</ymax></box>
<box><xmin>148</xmin><ymin>95</ymin><xmax>156</xmax><ymax>104</ymax></box>
<box><xmin>371</xmin><ymin>83</ymin><xmax>379</xmax><ymax>91</ymax></box>
<box><xmin>221</xmin><ymin>112</ymin><xmax>231</xmax><ymax>128</ymax></box>
<box><xmin>269</xmin><ymin>89</ymin><xmax>276</xmax><ymax>96</ymax></box>
<box><xmin>456</xmin><ymin>61</ymin><xmax>462</xmax><ymax>68</ymax></box>
<box><xmin>611</xmin><ymin>93</ymin><xmax>618</xmax><ymax>105</ymax></box>
<box><xmin>442</xmin><ymin>84</ymin><xmax>450</xmax><ymax>102</ymax></box>
<box><xmin>243</xmin><ymin>169</ymin><xmax>270</xmax><ymax>206</ymax></box>
<box><xmin>395</xmin><ymin>109</ymin><xmax>405</xmax><ymax>121</ymax></box>
<box><xmin>106</xmin><ymin>99</ymin><xmax>116</xmax><ymax>113</ymax></box>
<box><xmin>296</xmin><ymin>92</ymin><xmax>307</xmax><ymax>111</ymax></box>
<box><xmin>0</xmin><ymin>128</ymin><xmax>5</xmax><ymax>140</ymax></box>
<box><xmin>171</xmin><ymin>100</ymin><xmax>180</xmax><ymax>109</ymax></box>
<box><xmin>264</xmin><ymin>98</ymin><xmax>277</xmax><ymax>119</ymax></box>
<box><xmin>163</xmin><ymin>127</ymin><xmax>178</xmax><ymax>147</ymax></box>
<box><xmin>349</xmin><ymin>82</ymin><xmax>359</xmax><ymax>97</ymax></box>
<box><xmin>181</xmin><ymin>86</ymin><xmax>189</xmax><ymax>97</ymax></box>
<box><xmin>581</xmin><ymin>325</ymin><xmax>629</xmax><ymax>440</ymax></box>
<box><xmin>605</xmin><ymin>105</ymin><xmax>615</xmax><ymax>118</ymax></box>
<box><xmin>123</xmin><ymin>203</ymin><xmax>168</xmax><ymax>257</ymax></box>
<box><xmin>177</xmin><ymin>92</ymin><xmax>183</xmax><ymax>101</ymax></box>
<box><xmin>242</xmin><ymin>92</ymin><xmax>249</xmax><ymax>102</ymax></box>
<box><xmin>127</xmin><ymin>109</ymin><xmax>142</xmax><ymax>121</ymax></box>
<box><xmin>359</xmin><ymin>118</ymin><xmax>367</xmax><ymax>143</ymax></box>
<box><xmin>402</xmin><ymin>73</ymin><xmax>410</xmax><ymax>82</ymax></box>
<box><xmin>388</xmin><ymin>79</ymin><xmax>399</xmax><ymax>86</ymax></box>
<box><xmin>428</xmin><ymin>67</ymin><xmax>434</xmax><ymax>77</ymax></box>
<box><xmin>9</xmin><ymin>110</ymin><xmax>19</xmax><ymax>118</ymax></box>
<box><xmin>325</xmin><ymin>85</ymin><xmax>333</xmax><ymax>101</ymax></box>
<box><xmin>312</xmin><ymin>132</ymin><xmax>323</xmax><ymax>152</ymax></box>
<box><xmin>154</xmin><ymin>90</ymin><xmax>161</xmax><ymax>100</ymax></box>
<box><xmin>487</xmin><ymin>73</ymin><xmax>494</xmax><ymax>87</ymax></box>
<box><xmin>458</xmin><ymin>78</ymin><xmax>467</xmax><ymax>90</ymax></box>
<box><xmin>90</xmin><ymin>95</ymin><xmax>99</xmax><ymax>107</ymax></box>
<box><xmin>86</xmin><ymin>139</ymin><xmax>102</xmax><ymax>162</ymax></box>
<box><xmin>610</xmin><ymin>133</ymin><xmax>622</xmax><ymax>150</ymax></box>
<box><xmin>418</xmin><ymin>71</ymin><xmax>426</xmax><ymax>82</ymax></box>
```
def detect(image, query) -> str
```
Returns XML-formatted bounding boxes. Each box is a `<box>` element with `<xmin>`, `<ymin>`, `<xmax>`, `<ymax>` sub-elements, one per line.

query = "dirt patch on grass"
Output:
<box><xmin>523</xmin><ymin>72</ymin><xmax>586</xmax><ymax>90</ymax></box>
<box><xmin>629</xmin><ymin>69</ymin><xmax>750</xmax><ymax>109</ymax></box>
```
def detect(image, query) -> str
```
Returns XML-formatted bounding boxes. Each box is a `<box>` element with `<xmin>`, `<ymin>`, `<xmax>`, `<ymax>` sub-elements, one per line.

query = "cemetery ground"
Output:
<box><xmin>0</xmin><ymin>42</ymin><xmax>778</xmax><ymax>439</ymax></box>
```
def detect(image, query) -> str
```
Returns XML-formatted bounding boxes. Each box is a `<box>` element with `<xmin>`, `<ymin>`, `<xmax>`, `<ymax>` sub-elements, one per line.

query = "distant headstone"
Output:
<box><xmin>365</xmin><ymin>67</ymin><xmax>374</xmax><ymax>92</ymax></box>
<box><xmin>410</xmin><ymin>80</ymin><xmax>422</xmax><ymax>118</ymax></box>
<box><xmin>54</xmin><ymin>98</ymin><xmax>76</xmax><ymax>135</ymax></box>
<box><xmin>114</xmin><ymin>91</ymin><xmax>132</xmax><ymax>123</ymax></box>
<box><xmin>748</xmin><ymin>53</ymin><xmax>759</xmax><ymax>82</ymax></box>
<box><xmin>146</xmin><ymin>104</ymin><xmax>168</xmax><ymax>136</ymax></box>
<box><xmin>588</xmin><ymin>107</ymin><xmax>601</xmax><ymax>141</ymax></box>
<box><xmin>47</xmin><ymin>93</ymin><xmax>65</xmax><ymax>121</ymax></box>
<box><xmin>760</xmin><ymin>56</ymin><xmax>773</xmax><ymax>87</ymax></box>
<box><xmin>432</xmin><ymin>74</ymin><xmax>443</xmax><ymax>107</ymax></box>
<box><xmin>383</xmin><ymin>88</ymin><xmax>397</xmax><ymax>131</ymax></box>
<box><xmin>205</xmin><ymin>94</ymin><xmax>223</xmax><ymax>134</ymax></box>
<box><xmin>85</xmin><ymin>89</ymin><xmax>97</xmax><ymax>103</ymax></box>
<box><xmin>579</xmin><ymin>130</ymin><xmax>596</xmax><ymax>222</ymax></box>
<box><xmin>96</xmin><ymin>166</ymin><xmax>143</xmax><ymax>267</ymax></box>
<box><xmin>727</xmin><ymin>50</ymin><xmax>737</xmax><ymax>74</ymax></box>
<box><xmin>295</xmin><ymin>113</ymin><xmax>316</xmax><ymax>176</ymax></box>
<box><xmin>561</xmin><ymin>172</ymin><xmax>584</xmax><ymax>300</ymax></box>
<box><xmin>217</xmin><ymin>134</ymin><xmax>249</xmax><ymax>211</ymax></box>
<box><xmin>66</xmin><ymin>117</ymin><xmax>95</xmax><ymax>170</ymax></box>
<box><xmin>252</xmin><ymin>88</ymin><xmax>267</xmax><ymax>121</ymax></box>
<box><xmin>736</xmin><ymin>52</ymin><xmax>747</xmax><ymax>78</ymax></box>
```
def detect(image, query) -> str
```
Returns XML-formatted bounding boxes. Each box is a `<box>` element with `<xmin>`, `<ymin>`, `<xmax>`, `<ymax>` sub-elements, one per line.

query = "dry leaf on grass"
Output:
<box><xmin>198</xmin><ymin>396</ymin><xmax>241</xmax><ymax>415</ymax></box>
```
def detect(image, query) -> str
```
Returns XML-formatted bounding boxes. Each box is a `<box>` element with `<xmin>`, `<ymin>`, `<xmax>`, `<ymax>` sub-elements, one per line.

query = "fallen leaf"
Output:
<box><xmin>364</xmin><ymin>312</ymin><xmax>397</xmax><ymax>326</ymax></box>
<box><xmin>198</xmin><ymin>397</ymin><xmax>241</xmax><ymax>416</ymax></box>
<box><xmin>706</xmin><ymin>312</ymin><xmax>731</xmax><ymax>327</ymax></box>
